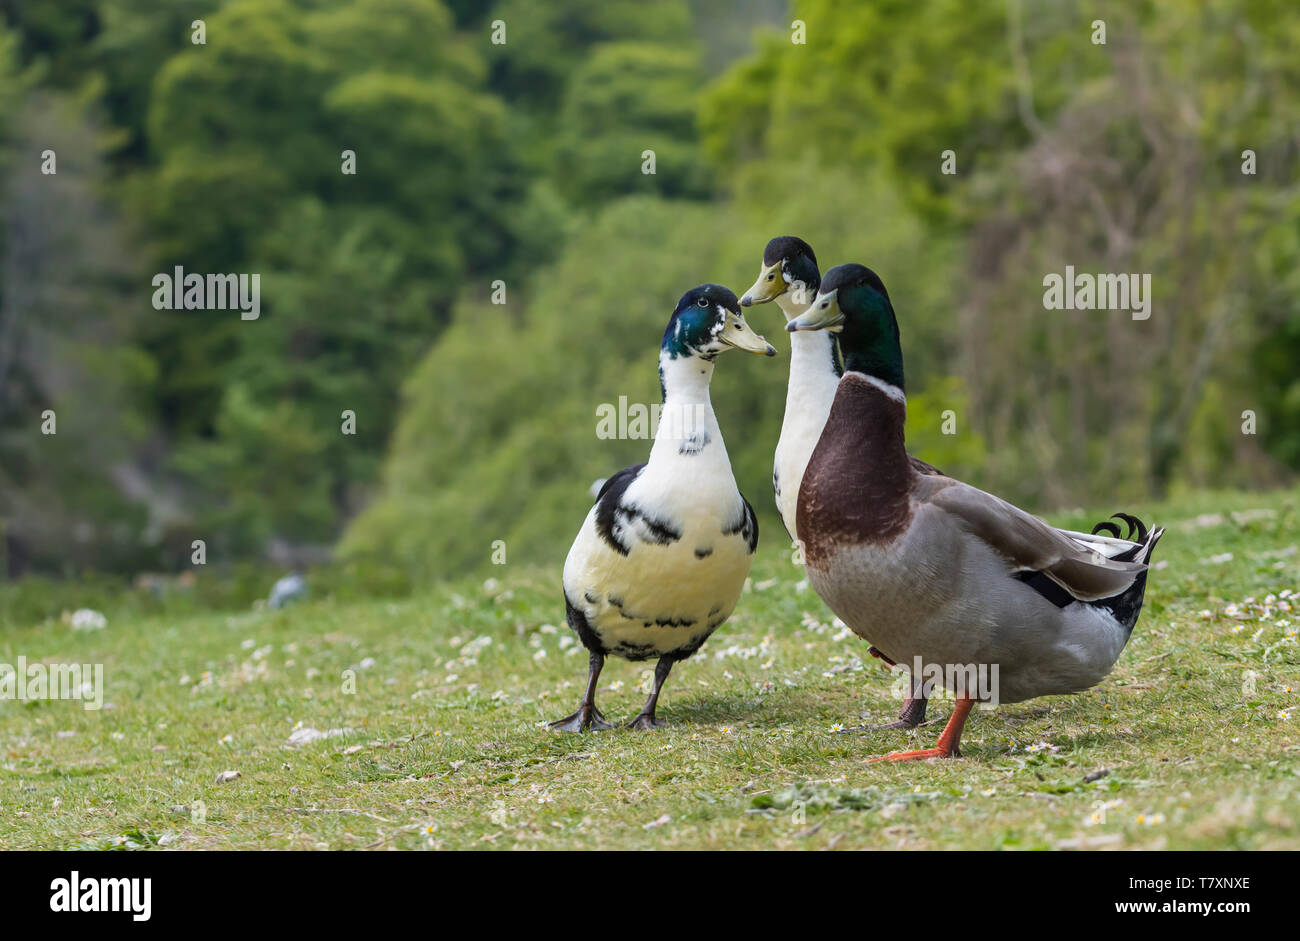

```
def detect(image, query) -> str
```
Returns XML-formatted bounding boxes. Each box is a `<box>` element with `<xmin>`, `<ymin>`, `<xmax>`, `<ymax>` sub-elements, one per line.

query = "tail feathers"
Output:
<box><xmin>1139</xmin><ymin>526</ymin><xmax>1164</xmax><ymax>564</ymax></box>
<box><xmin>1093</xmin><ymin>522</ymin><xmax>1165</xmax><ymax>636</ymax></box>
<box><xmin>1091</xmin><ymin>511</ymin><xmax>1147</xmax><ymax>543</ymax></box>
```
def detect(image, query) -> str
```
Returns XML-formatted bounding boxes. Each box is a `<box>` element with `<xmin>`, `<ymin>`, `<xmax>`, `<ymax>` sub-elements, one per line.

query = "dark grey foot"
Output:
<box><xmin>626</xmin><ymin>713</ymin><xmax>667</xmax><ymax>730</ymax></box>
<box><xmin>551</xmin><ymin>649</ymin><xmax>614</xmax><ymax>732</ymax></box>
<box><xmin>626</xmin><ymin>657</ymin><xmax>674</xmax><ymax>732</ymax></box>
<box><xmin>894</xmin><ymin>694</ymin><xmax>928</xmax><ymax>728</ymax></box>
<box><xmin>548</xmin><ymin>704</ymin><xmax>615</xmax><ymax>732</ymax></box>
<box><xmin>835</xmin><ymin>694</ymin><xmax>929</xmax><ymax>733</ymax></box>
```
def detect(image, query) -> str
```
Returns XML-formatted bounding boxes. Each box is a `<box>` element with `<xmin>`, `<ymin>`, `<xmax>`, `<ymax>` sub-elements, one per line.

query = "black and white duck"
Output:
<box><xmin>552</xmin><ymin>284</ymin><xmax>776</xmax><ymax>731</ymax></box>
<box><xmin>788</xmin><ymin>263</ymin><xmax>1164</xmax><ymax>761</ymax></box>
<box><xmin>740</xmin><ymin>237</ymin><xmax>942</xmax><ymax>730</ymax></box>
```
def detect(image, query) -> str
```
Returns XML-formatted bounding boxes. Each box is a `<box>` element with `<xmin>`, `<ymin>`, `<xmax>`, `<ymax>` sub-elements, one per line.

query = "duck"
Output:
<box><xmin>787</xmin><ymin>263</ymin><xmax>1164</xmax><ymax>761</ymax></box>
<box><xmin>739</xmin><ymin>236</ymin><xmax>839</xmax><ymax>540</ymax></box>
<box><xmin>740</xmin><ymin>237</ymin><xmax>942</xmax><ymax>731</ymax></box>
<box><xmin>552</xmin><ymin>284</ymin><xmax>777</xmax><ymax>731</ymax></box>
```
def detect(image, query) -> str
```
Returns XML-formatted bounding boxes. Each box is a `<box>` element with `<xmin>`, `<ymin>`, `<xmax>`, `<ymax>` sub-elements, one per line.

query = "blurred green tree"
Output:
<box><xmin>123</xmin><ymin>0</ymin><xmax>528</xmax><ymax>553</ymax></box>
<box><xmin>553</xmin><ymin>41</ymin><xmax>713</xmax><ymax>206</ymax></box>
<box><xmin>2</xmin><ymin>0</ymin><xmax>1297</xmax><ymax>583</ymax></box>
<box><xmin>700</xmin><ymin>0</ymin><xmax>1299</xmax><ymax>504</ymax></box>
<box><xmin>0</xmin><ymin>31</ymin><xmax>156</xmax><ymax>574</ymax></box>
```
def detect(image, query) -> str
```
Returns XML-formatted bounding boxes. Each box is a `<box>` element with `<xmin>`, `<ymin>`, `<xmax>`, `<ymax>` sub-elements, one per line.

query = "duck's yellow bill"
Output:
<box><xmin>786</xmin><ymin>290</ymin><xmax>844</xmax><ymax>332</ymax></box>
<box><xmin>720</xmin><ymin>314</ymin><xmax>778</xmax><ymax>355</ymax></box>
<box><xmin>740</xmin><ymin>263</ymin><xmax>785</xmax><ymax>307</ymax></box>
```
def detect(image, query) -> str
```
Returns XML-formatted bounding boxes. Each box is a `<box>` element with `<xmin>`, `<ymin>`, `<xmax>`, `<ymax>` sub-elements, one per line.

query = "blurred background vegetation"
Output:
<box><xmin>0</xmin><ymin>0</ymin><xmax>1295</xmax><ymax>591</ymax></box>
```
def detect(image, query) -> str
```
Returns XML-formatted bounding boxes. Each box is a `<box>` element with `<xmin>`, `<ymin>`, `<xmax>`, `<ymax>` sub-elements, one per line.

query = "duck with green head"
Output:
<box><xmin>552</xmin><ymin>284</ymin><xmax>776</xmax><ymax>731</ymax></box>
<box><xmin>741</xmin><ymin>237</ymin><xmax>941</xmax><ymax>731</ymax></box>
<box><xmin>789</xmin><ymin>263</ymin><xmax>1164</xmax><ymax>761</ymax></box>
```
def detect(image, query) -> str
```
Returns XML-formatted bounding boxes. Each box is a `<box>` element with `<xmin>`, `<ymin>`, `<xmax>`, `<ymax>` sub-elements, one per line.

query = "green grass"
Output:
<box><xmin>1</xmin><ymin>488</ymin><xmax>1298</xmax><ymax>850</ymax></box>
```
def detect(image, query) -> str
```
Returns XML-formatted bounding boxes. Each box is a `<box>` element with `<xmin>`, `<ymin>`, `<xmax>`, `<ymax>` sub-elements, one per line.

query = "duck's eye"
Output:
<box><xmin>766</xmin><ymin>274</ymin><xmax>775</xmax><ymax>281</ymax></box>
<box><xmin>696</xmin><ymin>297</ymin><xmax>709</xmax><ymax>308</ymax></box>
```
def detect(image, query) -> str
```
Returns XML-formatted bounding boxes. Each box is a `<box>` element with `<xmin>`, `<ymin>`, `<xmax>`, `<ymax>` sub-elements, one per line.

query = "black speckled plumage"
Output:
<box><xmin>594</xmin><ymin>463</ymin><xmax>684</xmax><ymax>555</ymax></box>
<box><xmin>722</xmin><ymin>497</ymin><xmax>759</xmax><ymax>554</ymax></box>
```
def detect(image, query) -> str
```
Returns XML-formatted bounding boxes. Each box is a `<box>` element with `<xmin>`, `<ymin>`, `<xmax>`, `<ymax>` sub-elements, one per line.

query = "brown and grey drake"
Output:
<box><xmin>740</xmin><ymin>236</ymin><xmax>941</xmax><ymax>731</ymax></box>
<box><xmin>788</xmin><ymin>263</ymin><xmax>1164</xmax><ymax>761</ymax></box>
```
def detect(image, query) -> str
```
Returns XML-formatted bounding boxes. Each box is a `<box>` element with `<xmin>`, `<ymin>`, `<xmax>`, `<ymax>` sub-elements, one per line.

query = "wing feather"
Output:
<box><xmin>922</xmin><ymin>479</ymin><xmax>1146</xmax><ymax>602</ymax></box>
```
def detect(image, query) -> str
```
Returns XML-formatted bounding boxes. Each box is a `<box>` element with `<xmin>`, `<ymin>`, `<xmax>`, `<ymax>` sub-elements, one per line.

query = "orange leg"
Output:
<box><xmin>868</xmin><ymin>695</ymin><xmax>975</xmax><ymax>763</ymax></box>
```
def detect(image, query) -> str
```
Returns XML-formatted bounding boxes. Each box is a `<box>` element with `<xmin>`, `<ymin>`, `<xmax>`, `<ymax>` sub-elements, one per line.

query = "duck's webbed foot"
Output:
<box><xmin>549</xmin><ymin>704</ymin><xmax>615</xmax><ymax>732</ymax></box>
<box><xmin>868</xmin><ymin>696</ymin><xmax>974</xmax><ymax>763</ymax></box>
<box><xmin>549</xmin><ymin>650</ymin><xmax>615</xmax><ymax>733</ymax></box>
<box><xmin>870</xmin><ymin>744</ymin><xmax>960</xmax><ymax>762</ymax></box>
<box><xmin>626</xmin><ymin>657</ymin><xmax>674</xmax><ymax>731</ymax></box>
<box><xmin>626</xmin><ymin>713</ymin><xmax>666</xmax><ymax>731</ymax></box>
<box><xmin>874</xmin><ymin>691</ymin><xmax>928</xmax><ymax>730</ymax></box>
<box><xmin>834</xmin><ymin>674</ymin><xmax>929</xmax><ymax>733</ymax></box>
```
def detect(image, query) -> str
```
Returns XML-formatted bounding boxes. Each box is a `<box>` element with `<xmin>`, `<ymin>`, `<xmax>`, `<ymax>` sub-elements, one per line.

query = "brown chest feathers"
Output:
<box><xmin>796</xmin><ymin>374</ymin><xmax>914</xmax><ymax>567</ymax></box>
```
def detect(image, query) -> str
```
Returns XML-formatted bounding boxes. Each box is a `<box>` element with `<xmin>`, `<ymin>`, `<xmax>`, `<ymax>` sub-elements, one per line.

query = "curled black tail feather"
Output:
<box><xmin>1092</xmin><ymin>512</ymin><xmax>1148</xmax><ymax>542</ymax></box>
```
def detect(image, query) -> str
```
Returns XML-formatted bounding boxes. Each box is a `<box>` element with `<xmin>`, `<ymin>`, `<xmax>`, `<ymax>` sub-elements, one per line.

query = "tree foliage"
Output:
<box><xmin>0</xmin><ymin>0</ymin><xmax>1295</xmax><ymax>581</ymax></box>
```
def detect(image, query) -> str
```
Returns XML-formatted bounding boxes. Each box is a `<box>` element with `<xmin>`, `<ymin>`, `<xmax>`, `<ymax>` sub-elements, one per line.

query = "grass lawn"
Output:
<box><xmin>1</xmin><ymin>488</ymin><xmax>1298</xmax><ymax>850</ymax></box>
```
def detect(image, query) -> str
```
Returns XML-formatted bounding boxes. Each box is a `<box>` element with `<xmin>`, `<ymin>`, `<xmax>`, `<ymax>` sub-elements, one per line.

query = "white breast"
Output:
<box><xmin>774</xmin><ymin>329</ymin><xmax>840</xmax><ymax>538</ymax></box>
<box><xmin>563</xmin><ymin>404</ymin><xmax>756</xmax><ymax>661</ymax></box>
